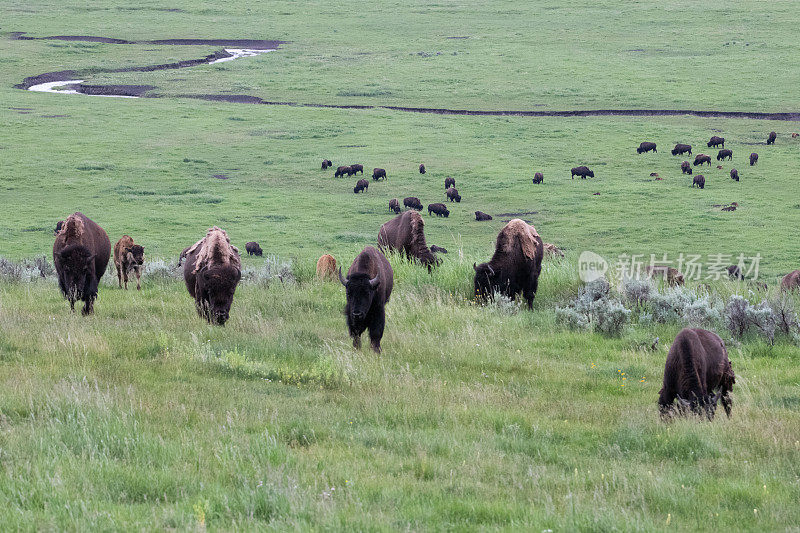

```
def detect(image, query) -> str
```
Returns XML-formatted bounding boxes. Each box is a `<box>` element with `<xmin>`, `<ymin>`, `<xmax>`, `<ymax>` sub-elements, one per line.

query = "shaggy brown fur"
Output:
<box><xmin>692</xmin><ymin>174</ymin><xmax>705</xmax><ymax>189</ymax></box>
<box><xmin>113</xmin><ymin>235</ymin><xmax>144</xmax><ymax>290</ymax></box>
<box><xmin>389</xmin><ymin>198</ymin><xmax>401</xmax><ymax>213</ymax></box>
<box><xmin>730</xmin><ymin>168</ymin><xmax>739</xmax><ymax>181</ymax></box>
<box><xmin>316</xmin><ymin>254</ymin><xmax>337</xmax><ymax>281</ymax></box>
<box><xmin>767</xmin><ymin>131</ymin><xmax>777</xmax><ymax>145</ymax></box>
<box><xmin>187</xmin><ymin>227</ymin><xmax>240</xmax><ymax>274</ymax></box>
<box><xmin>444</xmin><ymin>177</ymin><xmax>456</xmax><ymax>189</ymax></box>
<box><xmin>183</xmin><ymin>227</ymin><xmax>241</xmax><ymax>325</ymax></box>
<box><xmin>681</xmin><ymin>161</ymin><xmax>692</xmax><ymax>175</ymax></box>
<box><xmin>372</xmin><ymin>168</ymin><xmax>386</xmax><ymax>181</ymax></box>
<box><xmin>378</xmin><ymin>211</ymin><xmax>438</xmax><ymax>270</ymax></box>
<box><xmin>781</xmin><ymin>270</ymin><xmax>800</xmax><ymax>291</ymax></box>
<box><xmin>707</xmin><ymin>136</ymin><xmax>725</xmax><ymax>148</ymax></box>
<box><xmin>340</xmin><ymin>246</ymin><xmax>394</xmax><ymax>353</ymax></box>
<box><xmin>672</xmin><ymin>144</ymin><xmax>692</xmax><ymax>156</ymax></box>
<box><xmin>659</xmin><ymin>328</ymin><xmax>735</xmax><ymax>421</ymax></box>
<box><xmin>693</xmin><ymin>154</ymin><xmax>712</xmax><ymax>166</ymax></box>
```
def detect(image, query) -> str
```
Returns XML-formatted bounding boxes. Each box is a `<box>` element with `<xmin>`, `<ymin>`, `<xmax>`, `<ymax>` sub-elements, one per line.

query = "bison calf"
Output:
<box><xmin>114</xmin><ymin>235</ymin><xmax>145</xmax><ymax>290</ymax></box>
<box><xmin>316</xmin><ymin>254</ymin><xmax>337</xmax><ymax>281</ymax></box>
<box><xmin>340</xmin><ymin>246</ymin><xmax>393</xmax><ymax>353</ymax></box>
<box><xmin>781</xmin><ymin>270</ymin><xmax>800</xmax><ymax>291</ymax></box>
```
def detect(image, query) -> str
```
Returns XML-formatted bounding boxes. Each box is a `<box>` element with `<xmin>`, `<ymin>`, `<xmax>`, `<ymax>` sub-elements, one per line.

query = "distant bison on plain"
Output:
<box><xmin>475</xmin><ymin>211</ymin><xmax>492</xmax><ymax>221</ymax></box>
<box><xmin>692</xmin><ymin>175</ymin><xmax>705</xmax><ymax>189</ymax></box>
<box><xmin>445</xmin><ymin>187</ymin><xmax>461</xmax><ymax>202</ymax></box>
<box><xmin>351</xmin><ymin>164</ymin><xmax>364</xmax><ymax>175</ymax></box>
<box><xmin>403</xmin><ymin>197</ymin><xmax>423</xmax><ymax>211</ymax></box>
<box><xmin>428</xmin><ymin>203</ymin><xmax>450</xmax><ymax>217</ymax></box>
<box><xmin>532</xmin><ymin>172</ymin><xmax>544</xmax><ymax>184</ymax></box>
<box><xmin>681</xmin><ymin>161</ymin><xmax>692</xmax><ymax>175</ymax></box>
<box><xmin>354</xmin><ymin>179</ymin><xmax>369</xmax><ymax>193</ymax></box>
<box><xmin>717</xmin><ymin>149</ymin><xmax>732</xmax><ymax>161</ymax></box>
<box><xmin>444</xmin><ymin>177</ymin><xmax>455</xmax><ymax>189</ymax></box>
<box><xmin>372</xmin><ymin>168</ymin><xmax>386</xmax><ymax>181</ymax></box>
<box><xmin>671</xmin><ymin>144</ymin><xmax>692</xmax><ymax>156</ymax></box>
<box><xmin>321</xmin><ymin>159</ymin><xmax>332</xmax><ymax>170</ymax></box>
<box><xmin>245</xmin><ymin>241</ymin><xmax>262</xmax><ymax>256</ymax></box>
<box><xmin>646</xmin><ymin>265</ymin><xmax>685</xmax><ymax>286</ymax></box>
<box><xmin>730</xmin><ymin>168</ymin><xmax>739</xmax><ymax>181</ymax></box>
<box><xmin>693</xmin><ymin>154</ymin><xmax>712</xmax><ymax>166</ymax></box>
<box><xmin>707</xmin><ymin>136</ymin><xmax>725</xmax><ymax>148</ymax></box>
<box><xmin>419</xmin><ymin>164</ymin><xmax>426</xmax><ymax>174</ymax></box>
<box><xmin>335</xmin><ymin>166</ymin><xmax>353</xmax><ymax>178</ymax></box>
<box><xmin>389</xmin><ymin>198</ymin><xmax>401</xmax><ymax>214</ymax></box>
<box><xmin>750</xmin><ymin>153</ymin><xmax>758</xmax><ymax>166</ymax></box>
<box><xmin>767</xmin><ymin>131</ymin><xmax>777</xmax><ymax>145</ymax></box>
<box><xmin>637</xmin><ymin>142</ymin><xmax>657</xmax><ymax>154</ymax></box>
<box><xmin>571</xmin><ymin>166</ymin><xmax>594</xmax><ymax>179</ymax></box>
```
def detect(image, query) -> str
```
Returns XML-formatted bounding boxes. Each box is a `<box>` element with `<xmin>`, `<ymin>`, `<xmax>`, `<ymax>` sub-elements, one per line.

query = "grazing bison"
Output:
<box><xmin>53</xmin><ymin>220</ymin><xmax>64</xmax><ymax>235</ymax></box>
<box><xmin>717</xmin><ymin>149</ymin><xmax>732</xmax><ymax>161</ymax></box>
<box><xmin>316</xmin><ymin>254</ymin><xmax>337</xmax><ymax>281</ymax></box>
<box><xmin>532</xmin><ymin>172</ymin><xmax>544</xmax><ymax>184</ymax></box>
<box><xmin>428</xmin><ymin>202</ymin><xmax>450</xmax><ymax>217</ymax></box>
<box><xmin>650</xmin><ymin>172</ymin><xmax>659</xmax><ymax>177</ymax></box>
<box><xmin>693</xmin><ymin>154</ymin><xmax>712</xmax><ymax>166</ymax></box>
<box><xmin>378</xmin><ymin>210</ymin><xmax>438</xmax><ymax>270</ymax></box>
<box><xmin>571</xmin><ymin>166</ymin><xmax>594</xmax><ymax>179</ymax></box>
<box><xmin>389</xmin><ymin>198</ymin><xmax>401</xmax><ymax>214</ymax></box>
<box><xmin>750</xmin><ymin>152</ymin><xmax>758</xmax><ymax>166</ymax></box>
<box><xmin>339</xmin><ymin>246</ymin><xmax>393</xmax><ymax>353</ymax></box>
<box><xmin>543</xmin><ymin>242</ymin><xmax>564</xmax><ymax>258</ymax></box>
<box><xmin>692</xmin><ymin>175</ymin><xmax>705</xmax><ymax>189</ymax></box>
<box><xmin>637</xmin><ymin>142</ymin><xmax>657</xmax><ymax>154</ymax></box>
<box><xmin>245</xmin><ymin>241</ymin><xmax>263</xmax><ymax>256</ymax></box>
<box><xmin>444</xmin><ymin>177</ymin><xmax>456</xmax><ymax>189</ymax></box>
<box><xmin>730</xmin><ymin>168</ymin><xmax>739</xmax><ymax>181</ymax></box>
<box><xmin>321</xmin><ymin>159</ymin><xmax>332</xmax><ymax>170</ymax></box>
<box><xmin>53</xmin><ymin>212</ymin><xmax>111</xmax><ymax>315</ymax></box>
<box><xmin>473</xmin><ymin>219</ymin><xmax>543</xmax><ymax>309</ymax></box>
<box><xmin>727</xmin><ymin>265</ymin><xmax>744</xmax><ymax>280</ymax></box>
<box><xmin>671</xmin><ymin>144</ymin><xmax>692</xmax><ymax>156</ymax></box>
<box><xmin>767</xmin><ymin>131</ymin><xmax>777</xmax><ymax>145</ymax></box>
<box><xmin>659</xmin><ymin>328</ymin><xmax>735</xmax><ymax>421</ymax></box>
<box><xmin>403</xmin><ymin>197</ymin><xmax>423</xmax><ymax>211</ymax></box>
<box><xmin>335</xmin><ymin>165</ymin><xmax>352</xmax><ymax>178</ymax></box>
<box><xmin>372</xmin><ymin>168</ymin><xmax>386</xmax><ymax>181</ymax></box>
<box><xmin>781</xmin><ymin>270</ymin><xmax>800</xmax><ymax>291</ymax></box>
<box><xmin>646</xmin><ymin>265</ymin><xmax>685</xmax><ymax>286</ymax></box>
<box><xmin>351</xmin><ymin>164</ymin><xmax>364</xmax><ymax>175</ymax></box>
<box><xmin>419</xmin><ymin>163</ymin><xmax>426</xmax><ymax>174</ymax></box>
<box><xmin>182</xmin><ymin>227</ymin><xmax>241</xmax><ymax>325</ymax></box>
<box><xmin>354</xmin><ymin>179</ymin><xmax>369</xmax><ymax>193</ymax></box>
<box><xmin>681</xmin><ymin>161</ymin><xmax>693</xmax><ymax>175</ymax></box>
<box><xmin>113</xmin><ymin>235</ymin><xmax>144</xmax><ymax>291</ymax></box>
<box><xmin>445</xmin><ymin>187</ymin><xmax>461</xmax><ymax>202</ymax></box>
<box><xmin>475</xmin><ymin>211</ymin><xmax>493</xmax><ymax>221</ymax></box>
<box><xmin>430</xmin><ymin>245</ymin><xmax>448</xmax><ymax>254</ymax></box>
<box><xmin>707</xmin><ymin>136</ymin><xmax>725</xmax><ymax>148</ymax></box>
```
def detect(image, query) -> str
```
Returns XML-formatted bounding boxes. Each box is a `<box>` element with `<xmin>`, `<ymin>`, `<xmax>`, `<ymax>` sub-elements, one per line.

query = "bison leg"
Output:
<box><xmin>721</xmin><ymin>393</ymin><xmax>732</xmax><ymax>418</ymax></box>
<box><xmin>135</xmin><ymin>270</ymin><xmax>141</xmax><ymax>291</ymax></box>
<box><xmin>368</xmin><ymin>309</ymin><xmax>385</xmax><ymax>354</ymax></box>
<box><xmin>116</xmin><ymin>262</ymin><xmax>123</xmax><ymax>288</ymax></box>
<box><xmin>82</xmin><ymin>295</ymin><xmax>95</xmax><ymax>316</ymax></box>
<box><xmin>122</xmin><ymin>268</ymin><xmax>129</xmax><ymax>290</ymax></box>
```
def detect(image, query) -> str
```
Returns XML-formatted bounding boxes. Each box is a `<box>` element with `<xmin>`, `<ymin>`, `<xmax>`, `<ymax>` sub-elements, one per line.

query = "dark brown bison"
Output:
<box><xmin>245</xmin><ymin>241</ymin><xmax>262</xmax><ymax>256</ymax></box>
<box><xmin>378</xmin><ymin>210</ymin><xmax>438</xmax><ymax>270</ymax></box>
<box><xmin>316</xmin><ymin>254</ymin><xmax>337</xmax><ymax>281</ymax></box>
<box><xmin>671</xmin><ymin>144</ymin><xmax>692</xmax><ymax>156</ymax></box>
<box><xmin>637</xmin><ymin>142</ymin><xmax>657</xmax><ymax>154</ymax></box>
<box><xmin>650</xmin><ymin>172</ymin><xmax>659</xmax><ymax>177</ymax></box>
<box><xmin>444</xmin><ymin>177</ymin><xmax>456</xmax><ymax>189</ymax></box>
<box><xmin>428</xmin><ymin>203</ymin><xmax>450</xmax><ymax>217</ymax></box>
<box><xmin>727</xmin><ymin>265</ymin><xmax>744</xmax><ymax>280</ymax></box>
<box><xmin>351</xmin><ymin>164</ymin><xmax>364</xmax><ymax>175</ymax></box>
<box><xmin>681</xmin><ymin>161</ymin><xmax>693</xmax><ymax>175</ymax></box>
<box><xmin>321</xmin><ymin>159</ymin><xmax>332</xmax><ymax>170</ymax></box>
<box><xmin>445</xmin><ymin>187</ymin><xmax>461</xmax><ymax>202</ymax></box>
<box><xmin>430</xmin><ymin>245</ymin><xmax>448</xmax><ymax>254</ymax></box>
<box><xmin>707</xmin><ymin>136</ymin><xmax>725</xmax><ymax>148</ymax></box>
<box><xmin>182</xmin><ymin>227</ymin><xmax>241</xmax><ymax>325</ymax></box>
<box><xmin>646</xmin><ymin>265</ymin><xmax>685</xmax><ymax>286</ymax></box>
<box><xmin>750</xmin><ymin>152</ymin><xmax>758</xmax><ymax>166</ymax></box>
<box><xmin>372</xmin><ymin>168</ymin><xmax>386</xmax><ymax>181</ymax></box>
<box><xmin>339</xmin><ymin>246</ymin><xmax>393</xmax><ymax>353</ymax></box>
<box><xmin>335</xmin><ymin>165</ymin><xmax>352</xmax><ymax>178</ymax></box>
<box><xmin>354</xmin><ymin>179</ymin><xmax>369</xmax><ymax>193</ymax></box>
<box><xmin>692</xmin><ymin>175</ymin><xmax>705</xmax><ymax>189</ymax></box>
<box><xmin>767</xmin><ymin>131</ymin><xmax>777</xmax><ymax>145</ymax></box>
<box><xmin>475</xmin><ymin>211</ymin><xmax>492</xmax><ymax>221</ymax></box>
<box><xmin>53</xmin><ymin>220</ymin><xmax>64</xmax><ymax>235</ymax></box>
<box><xmin>403</xmin><ymin>197</ymin><xmax>423</xmax><ymax>211</ymax></box>
<box><xmin>717</xmin><ymin>149</ymin><xmax>732</xmax><ymax>161</ymax></box>
<box><xmin>113</xmin><ymin>235</ymin><xmax>144</xmax><ymax>291</ymax></box>
<box><xmin>781</xmin><ymin>270</ymin><xmax>800</xmax><ymax>291</ymax></box>
<box><xmin>53</xmin><ymin>212</ymin><xmax>111</xmax><ymax>315</ymax></box>
<box><xmin>717</xmin><ymin>165</ymin><xmax>723</xmax><ymax>169</ymax></box>
<box><xmin>730</xmin><ymin>168</ymin><xmax>739</xmax><ymax>181</ymax></box>
<box><xmin>693</xmin><ymin>154</ymin><xmax>712</xmax><ymax>166</ymax></box>
<box><xmin>721</xmin><ymin>204</ymin><xmax>736</xmax><ymax>212</ymax></box>
<box><xmin>473</xmin><ymin>219</ymin><xmax>543</xmax><ymax>309</ymax></box>
<box><xmin>389</xmin><ymin>198</ymin><xmax>401</xmax><ymax>214</ymax></box>
<box><xmin>659</xmin><ymin>328</ymin><xmax>735</xmax><ymax>421</ymax></box>
<box><xmin>532</xmin><ymin>172</ymin><xmax>544</xmax><ymax>184</ymax></box>
<box><xmin>419</xmin><ymin>163</ymin><xmax>426</xmax><ymax>174</ymax></box>
<box><xmin>571</xmin><ymin>166</ymin><xmax>594</xmax><ymax>179</ymax></box>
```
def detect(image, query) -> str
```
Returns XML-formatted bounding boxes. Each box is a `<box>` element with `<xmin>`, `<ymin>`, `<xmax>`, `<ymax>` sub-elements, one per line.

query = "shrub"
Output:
<box><xmin>241</xmin><ymin>255</ymin><xmax>295</xmax><ymax>285</ymax></box>
<box><xmin>647</xmin><ymin>289</ymin><xmax>693</xmax><ymax>324</ymax></box>
<box><xmin>144</xmin><ymin>258</ymin><xmax>182</xmax><ymax>282</ymax></box>
<box><xmin>725</xmin><ymin>295</ymin><xmax>750</xmax><ymax>338</ymax></box>
<box><xmin>725</xmin><ymin>295</ymin><xmax>779</xmax><ymax>344</ymax></box>
<box><xmin>622</xmin><ymin>277</ymin><xmax>654</xmax><ymax>307</ymax></box>
<box><xmin>0</xmin><ymin>256</ymin><xmax>54</xmax><ymax>282</ymax></box>
<box><xmin>767</xmin><ymin>294</ymin><xmax>799</xmax><ymax>335</ymax></box>
<box><xmin>556</xmin><ymin>278</ymin><xmax>630</xmax><ymax>336</ymax></box>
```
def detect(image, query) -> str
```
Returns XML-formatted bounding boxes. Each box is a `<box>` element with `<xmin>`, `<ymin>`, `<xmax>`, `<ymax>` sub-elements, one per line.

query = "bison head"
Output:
<box><xmin>196</xmin><ymin>264</ymin><xmax>241</xmax><ymax>325</ymax></box>
<box><xmin>126</xmin><ymin>245</ymin><xmax>145</xmax><ymax>272</ymax></box>
<box><xmin>57</xmin><ymin>245</ymin><xmax>97</xmax><ymax>307</ymax></box>
<box><xmin>473</xmin><ymin>262</ymin><xmax>498</xmax><ymax>302</ymax></box>
<box><xmin>340</xmin><ymin>268</ymin><xmax>379</xmax><ymax>324</ymax></box>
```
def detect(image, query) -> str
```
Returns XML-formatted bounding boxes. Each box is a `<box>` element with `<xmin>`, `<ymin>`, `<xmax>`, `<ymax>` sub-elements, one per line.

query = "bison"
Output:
<box><xmin>335</xmin><ymin>165</ymin><xmax>352</xmax><ymax>178</ymax></box>
<box><xmin>750</xmin><ymin>152</ymin><xmax>758</xmax><ymax>166</ymax></box>
<box><xmin>532</xmin><ymin>172</ymin><xmax>544</xmax><ymax>184</ymax></box>
<box><xmin>681</xmin><ymin>161</ymin><xmax>693</xmax><ymax>175</ymax></box>
<box><xmin>316</xmin><ymin>254</ymin><xmax>337</xmax><ymax>281</ymax></box>
<box><xmin>781</xmin><ymin>270</ymin><xmax>800</xmax><ymax>291</ymax></box>
<box><xmin>707</xmin><ymin>136</ymin><xmax>725</xmax><ymax>148</ymax></box>
<box><xmin>658</xmin><ymin>328</ymin><xmax>735</xmax><ymax>421</ymax></box>
<box><xmin>693</xmin><ymin>154</ymin><xmax>712</xmax><ymax>166</ymax></box>
<box><xmin>692</xmin><ymin>175</ymin><xmax>705</xmax><ymax>189</ymax></box>
<box><xmin>351</xmin><ymin>164</ymin><xmax>364</xmax><ymax>175</ymax></box>
<box><xmin>419</xmin><ymin>163</ymin><xmax>426</xmax><ymax>174</ymax></box>
<box><xmin>671</xmin><ymin>144</ymin><xmax>692</xmax><ymax>156</ymax></box>
<box><xmin>428</xmin><ymin>203</ymin><xmax>450</xmax><ymax>217</ymax></box>
<box><xmin>339</xmin><ymin>246</ymin><xmax>393</xmax><ymax>353</ymax></box>
<box><xmin>637</xmin><ymin>142</ymin><xmax>657</xmax><ymax>154</ymax></box>
<box><xmin>389</xmin><ymin>198</ymin><xmax>401</xmax><ymax>214</ymax></box>
<box><xmin>727</xmin><ymin>265</ymin><xmax>744</xmax><ymax>280</ymax></box>
<box><xmin>354</xmin><ymin>179</ymin><xmax>369</xmax><ymax>193</ymax></box>
<box><xmin>717</xmin><ymin>149</ymin><xmax>732</xmax><ymax>161</ymax></box>
<box><xmin>321</xmin><ymin>159</ymin><xmax>332</xmax><ymax>170</ymax></box>
<box><xmin>473</xmin><ymin>219</ymin><xmax>543</xmax><ymax>309</ymax></box>
<box><xmin>430</xmin><ymin>245</ymin><xmax>448</xmax><ymax>254</ymax></box>
<box><xmin>53</xmin><ymin>213</ymin><xmax>111</xmax><ymax>315</ymax></box>
<box><xmin>730</xmin><ymin>168</ymin><xmax>739</xmax><ymax>181</ymax></box>
<box><xmin>113</xmin><ymin>235</ymin><xmax>144</xmax><ymax>291</ymax></box>
<box><xmin>444</xmin><ymin>177</ymin><xmax>456</xmax><ymax>189</ymax></box>
<box><xmin>245</xmin><ymin>241</ymin><xmax>263</xmax><ymax>256</ymax></box>
<box><xmin>475</xmin><ymin>211</ymin><xmax>493</xmax><ymax>221</ymax></box>
<box><xmin>372</xmin><ymin>168</ymin><xmax>386</xmax><ymax>181</ymax></box>
<box><xmin>767</xmin><ymin>131</ymin><xmax>777</xmax><ymax>145</ymax></box>
<box><xmin>182</xmin><ymin>227</ymin><xmax>241</xmax><ymax>325</ymax></box>
<box><xmin>403</xmin><ymin>197</ymin><xmax>423</xmax><ymax>211</ymax></box>
<box><xmin>445</xmin><ymin>187</ymin><xmax>461</xmax><ymax>202</ymax></box>
<box><xmin>571</xmin><ymin>166</ymin><xmax>594</xmax><ymax>179</ymax></box>
<box><xmin>646</xmin><ymin>265</ymin><xmax>685</xmax><ymax>286</ymax></box>
<box><xmin>378</xmin><ymin>210</ymin><xmax>438</xmax><ymax>270</ymax></box>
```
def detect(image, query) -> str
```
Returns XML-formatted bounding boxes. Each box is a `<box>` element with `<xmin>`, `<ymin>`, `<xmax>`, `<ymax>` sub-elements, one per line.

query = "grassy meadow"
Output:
<box><xmin>2</xmin><ymin>0</ymin><xmax>800</xmax><ymax>530</ymax></box>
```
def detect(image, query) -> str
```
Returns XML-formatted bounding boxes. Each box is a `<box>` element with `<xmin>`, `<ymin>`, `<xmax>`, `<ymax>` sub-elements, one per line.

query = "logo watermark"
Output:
<box><xmin>578</xmin><ymin>251</ymin><xmax>609</xmax><ymax>282</ymax></box>
<box><xmin>578</xmin><ymin>252</ymin><xmax>761</xmax><ymax>281</ymax></box>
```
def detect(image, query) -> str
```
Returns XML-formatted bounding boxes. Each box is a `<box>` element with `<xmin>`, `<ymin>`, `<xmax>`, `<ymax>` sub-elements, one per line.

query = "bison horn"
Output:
<box><xmin>487</xmin><ymin>265</ymin><xmax>495</xmax><ymax>276</ymax></box>
<box><xmin>369</xmin><ymin>276</ymin><xmax>380</xmax><ymax>289</ymax></box>
<box><xmin>473</xmin><ymin>262</ymin><xmax>478</xmax><ymax>271</ymax></box>
<box><xmin>338</xmin><ymin>267</ymin><xmax>347</xmax><ymax>286</ymax></box>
